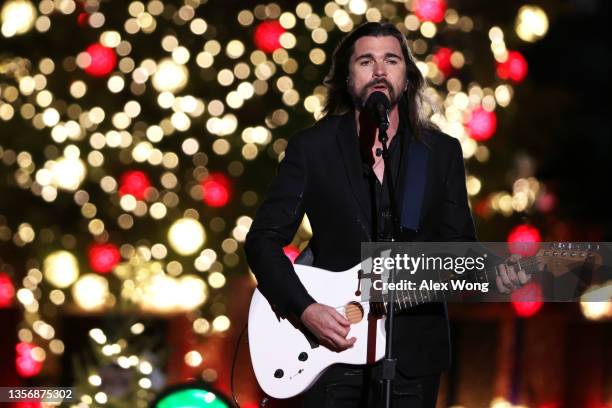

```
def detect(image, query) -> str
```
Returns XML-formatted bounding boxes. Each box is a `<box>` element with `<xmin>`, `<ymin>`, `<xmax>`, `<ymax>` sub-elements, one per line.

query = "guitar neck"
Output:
<box><xmin>376</xmin><ymin>255</ymin><xmax>542</xmax><ymax>314</ymax></box>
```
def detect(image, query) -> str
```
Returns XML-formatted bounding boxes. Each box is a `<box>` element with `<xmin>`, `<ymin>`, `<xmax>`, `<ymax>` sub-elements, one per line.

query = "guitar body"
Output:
<box><xmin>248</xmin><ymin>263</ymin><xmax>387</xmax><ymax>399</ymax></box>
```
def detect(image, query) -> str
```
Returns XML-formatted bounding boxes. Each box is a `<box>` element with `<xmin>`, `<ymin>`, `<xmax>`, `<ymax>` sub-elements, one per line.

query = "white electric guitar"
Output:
<box><xmin>248</xmin><ymin>244</ymin><xmax>600</xmax><ymax>399</ymax></box>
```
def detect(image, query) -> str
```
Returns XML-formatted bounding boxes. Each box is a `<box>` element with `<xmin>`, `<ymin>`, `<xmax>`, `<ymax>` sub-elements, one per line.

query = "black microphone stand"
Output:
<box><xmin>375</xmin><ymin>115</ymin><xmax>401</xmax><ymax>408</ymax></box>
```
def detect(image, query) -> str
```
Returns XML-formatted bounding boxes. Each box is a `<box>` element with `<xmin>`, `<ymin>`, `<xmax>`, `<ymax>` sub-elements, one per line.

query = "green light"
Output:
<box><xmin>155</xmin><ymin>388</ymin><xmax>231</xmax><ymax>408</ymax></box>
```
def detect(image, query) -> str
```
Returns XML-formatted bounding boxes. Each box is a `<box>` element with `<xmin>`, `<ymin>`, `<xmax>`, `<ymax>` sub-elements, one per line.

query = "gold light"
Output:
<box><xmin>73</xmin><ymin>274</ymin><xmax>109</xmax><ymax>310</ymax></box>
<box><xmin>44</xmin><ymin>250</ymin><xmax>79</xmax><ymax>288</ymax></box>
<box><xmin>168</xmin><ymin>218</ymin><xmax>205</xmax><ymax>256</ymax></box>
<box><xmin>515</xmin><ymin>5</ymin><xmax>549</xmax><ymax>43</ymax></box>
<box><xmin>1</xmin><ymin>0</ymin><xmax>36</xmax><ymax>37</ymax></box>
<box><xmin>152</xmin><ymin>58</ymin><xmax>188</xmax><ymax>93</ymax></box>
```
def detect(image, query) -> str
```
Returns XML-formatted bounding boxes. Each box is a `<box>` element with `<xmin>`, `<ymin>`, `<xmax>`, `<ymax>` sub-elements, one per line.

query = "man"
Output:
<box><xmin>245</xmin><ymin>22</ymin><xmax>525</xmax><ymax>407</ymax></box>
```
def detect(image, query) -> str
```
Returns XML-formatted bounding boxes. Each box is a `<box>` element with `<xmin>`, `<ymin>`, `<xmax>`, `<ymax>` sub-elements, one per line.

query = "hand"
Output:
<box><xmin>300</xmin><ymin>303</ymin><xmax>356</xmax><ymax>352</ymax></box>
<box><xmin>495</xmin><ymin>254</ymin><xmax>531</xmax><ymax>294</ymax></box>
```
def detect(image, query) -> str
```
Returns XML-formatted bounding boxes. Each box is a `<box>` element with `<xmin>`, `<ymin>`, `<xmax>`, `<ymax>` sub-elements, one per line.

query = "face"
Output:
<box><xmin>347</xmin><ymin>35</ymin><xmax>408</xmax><ymax>109</ymax></box>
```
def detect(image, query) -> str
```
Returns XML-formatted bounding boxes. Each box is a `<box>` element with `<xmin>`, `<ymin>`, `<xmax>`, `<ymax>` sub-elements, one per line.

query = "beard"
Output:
<box><xmin>348</xmin><ymin>78</ymin><xmax>404</xmax><ymax>110</ymax></box>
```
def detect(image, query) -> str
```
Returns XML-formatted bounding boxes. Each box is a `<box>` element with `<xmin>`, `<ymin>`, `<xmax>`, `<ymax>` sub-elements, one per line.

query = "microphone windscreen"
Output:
<box><xmin>365</xmin><ymin>91</ymin><xmax>390</xmax><ymax>111</ymax></box>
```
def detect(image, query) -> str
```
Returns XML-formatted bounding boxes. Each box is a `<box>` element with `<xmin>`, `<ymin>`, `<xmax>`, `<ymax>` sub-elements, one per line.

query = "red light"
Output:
<box><xmin>474</xmin><ymin>198</ymin><xmax>492</xmax><ymax>219</ymax></box>
<box><xmin>15</xmin><ymin>403</ymin><xmax>42</xmax><ymax>408</ymax></box>
<box><xmin>253</xmin><ymin>20</ymin><xmax>285</xmax><ymax>53</ymax></box>
<box><xmin>77</xmin><ymin>12</ymin><xmax>89</xmax><ymax>27</ymax></box>
<box><xmin>201</xmin><ymin>173</ymin><xmax>231</xmax><ymax>207</ymax></box>
<box><xmin>15</xmin><ymin>342</ymin><xmax>42</xmax><ymax>378</ymax></box>
<box><xmin>507</xmin><ymin>224</ymin><xmax>541</xmax><ymax>256</ymax></box>
<box><xmin>536</xmin><ymin>192</ymin><xmax>557</xmax><ymax>213</ymax></box>
<box><xmin>83</xmin><ymin>43</ymin><xmax>117</xmax><ymax>77</ymax></box>
<box><xmin>433</xmin><ymin>47</ymin><xmax>453</xmax><ymax>77</ymax></box>
<box><xmin>466</xmin><ymin>108</ymin><xmax>497</xmax><ymax>141</ymax></box>
<box><xmin>0</xmin><ymin>272</ymin><xmax>15</xmax><ymax>308</ymax></box>
<box><xmin>119</xmin><ymin>170</ymin><xmax>151</xmax><ymax>200</ymax></box>
<box><xmin>283</xmin><ymin>245</ymin><xmax>301</xmax><ymax>264</ymax></box>
<box><xmin>413</xmin><ymin>0</ymin><xmax>447</xmax><ymax>23</ymax></box>
<box><xmin>496</xmin><ymin>51</ymin><xmax>528</xmax><ymax>83</ymax></box>
<box><xmin>88</xmin><ymin>243</ymin><xmax>121</xmax><ymax>274</ymax></box>
<box><xmin>511</xmin><ymin>282</ymin><xmax>543</xmax><ymax>317</ymax></box>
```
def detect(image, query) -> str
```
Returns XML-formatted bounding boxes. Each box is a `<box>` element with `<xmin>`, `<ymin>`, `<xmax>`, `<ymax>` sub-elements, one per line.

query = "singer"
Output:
<box><xmin>245</xmin><ymin>22</ymin><xmax>477</xmax><ymax>407</ymax></box>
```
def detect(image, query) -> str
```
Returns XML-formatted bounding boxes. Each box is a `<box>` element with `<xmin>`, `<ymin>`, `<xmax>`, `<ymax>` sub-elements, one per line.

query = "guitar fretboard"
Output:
<box><xmin>372</xmin><ymin>255</ymin><xmax>542</xmax><ymax>315</ymax></box>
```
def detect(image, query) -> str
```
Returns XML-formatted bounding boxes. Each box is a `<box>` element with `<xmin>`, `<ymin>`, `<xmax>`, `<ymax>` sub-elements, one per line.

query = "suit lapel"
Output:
<box><xmin>335</xmin><ymin>112</ymin><xmax>372</xmax><ymax>227</ymax></box>
<box><xmin>398</xmin><ymin>129</ymin><xmax>429</xmax><ymax>232</ymax></box>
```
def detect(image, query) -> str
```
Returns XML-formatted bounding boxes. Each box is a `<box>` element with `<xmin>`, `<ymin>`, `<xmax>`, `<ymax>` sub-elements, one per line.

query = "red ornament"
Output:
<box><xmin>119</xmin><ymin>170</ymin><xmax>151</xmax><ymax>200</ymax></box>
<box><xmin>83</xmin><ymin>43</ymin><xmax>117</xmax><ymax>77</ymax></box>
<box><xmin>0</xmin><ymin>273</ymin><xmax>14</xmax><ymax>308</ymax></box>
<box><xmin>466</xmin><ymin>108</ymin><xmax>497</xmax><ymax>141</ymax></box>
<box><xmin>433</xmin><ymin>47</ymin><xmax>453</xmax><ymax>77</ymax></box>
<box><xmin>511</xmin><ymin>282</ymin><xmax>543</xmax><ymax>317</ymax></box>
<box><xmin>507</xmin><ymin>224</ymin><xmax>542</xmax><ymax>257</ymax></box>
<box><xmin>15</xmin><ymin>342</ymin><xmax>43</xmax><ymax>378</ymax></box>
<box><xmin>283</xmin><ymin>245</ymin><xmax>301</xmax><ymax>264</ymax></box>
<box><xmin>413</xmin><ymin>0</ymin><xmax>447</xmax><ymax>23</ymax></box>
<box><xmin>88</xmin><ymin>243</ymin><xmax>121</xmax><ymax>274</ymax></box>
<box><xmin>496</xmin><ymin>51</ymin><xmax>528</xmax><ymax>83</ymax></box>
<box><xmin>201</xmin><ymin>173</ymin><xmax>231</xmax><ymax>207</ymax></box>
<box><xmin>253</xmin><ymin>20</ymin><xmax>285</xmax><ymax>54</ymax></box>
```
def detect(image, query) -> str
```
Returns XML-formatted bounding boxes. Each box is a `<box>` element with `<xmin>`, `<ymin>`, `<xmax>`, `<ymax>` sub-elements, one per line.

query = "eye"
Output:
<box><xmin>359</xmin><ymin>60</ymin><xmax>371</xmax><ymax>66</ymax></box>
<box><xmin>387</xmin><ymin>59</ymin><xmax>399</xmax><ymax>65</ymax></box>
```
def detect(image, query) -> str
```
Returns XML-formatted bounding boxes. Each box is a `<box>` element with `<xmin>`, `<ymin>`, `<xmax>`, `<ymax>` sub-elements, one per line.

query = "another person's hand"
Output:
<box><xmin>495</xmin><ymin>254</ymin><xmax>531</xmax><ymax>293</ymax></box>
<box><xmin>300</xmin><ymin>303</ymin><xmax>356</xmax><ymax>352</ymax></box>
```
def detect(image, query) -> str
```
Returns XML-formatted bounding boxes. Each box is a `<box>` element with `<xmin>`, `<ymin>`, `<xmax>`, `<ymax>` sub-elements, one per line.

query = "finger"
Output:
<box><xmin>329</xmin><ymin>321</ymin><xmax>350</xmax><ymax>338</ymax></box>
<box><xmin>331</xmin><ymin>309</ymin><xmax>350</xmax><ymax>327</ymax></box>
<box><xmin>506</xmin><ymin>265</ymin><xmax>521</xmax><ymax>287</ymax></box>
<box><xmin>517</xmin><ymin>269</ymin><xmax>530</xmax><ymax>285</ymax></box>
<box><xmin>497</xmin><ymin>264</ymin><xmax>515</xmax><ymax>290</ymax></box>
<box><xmin>496</xmin><ymin>275</ymin><xmax>510</xmax><ymax>294</ymax></box>
<box><xmin>510</xmin><ymin>254</ymin><xmax>522</xmax><ymax>262</ymax></box>
<box><xmin>329</xmin><ymin>332</ymin><xmax>355</xmax><ymax>350</ymax></box>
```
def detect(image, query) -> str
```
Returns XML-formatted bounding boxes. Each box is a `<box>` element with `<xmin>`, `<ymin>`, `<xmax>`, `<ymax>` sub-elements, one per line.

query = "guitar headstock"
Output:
<box><xmin>537</xmin><ymin>243</ymin><xmax>602</xmax><ymax>277</ymax></box>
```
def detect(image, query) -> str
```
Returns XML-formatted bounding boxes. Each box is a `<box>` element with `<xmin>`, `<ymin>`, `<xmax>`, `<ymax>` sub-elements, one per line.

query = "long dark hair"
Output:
<box><xmin>323</xmin><ymin>22</ymin><xmax>435</xmax><ymax>139</ymax></box>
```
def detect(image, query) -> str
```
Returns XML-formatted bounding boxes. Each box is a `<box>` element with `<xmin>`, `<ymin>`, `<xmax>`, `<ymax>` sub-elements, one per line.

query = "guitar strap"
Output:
<box><xmin>400</xmin><ymin>137</ymin><xmax>429</xmax><ymax>232</ymax></box>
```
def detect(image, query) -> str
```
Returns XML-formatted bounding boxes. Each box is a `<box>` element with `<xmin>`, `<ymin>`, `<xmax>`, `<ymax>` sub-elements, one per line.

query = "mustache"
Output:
<box><xmin>366</xmin><ymin>78</ymin><xmax>391</xmax><ymax>89</ymax></box>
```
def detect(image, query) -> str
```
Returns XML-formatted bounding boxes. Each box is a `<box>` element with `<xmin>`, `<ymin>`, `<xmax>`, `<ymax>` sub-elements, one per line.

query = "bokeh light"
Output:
<box><xmin>1</xmin><ymin>0</ymin><xmax>36</xmax><ymax>37</ymax></box>
<box><xmin>466</xmin><ymin>108</ymin><xmax>497</xmax><ymax>141</ymax></box>
<box><xmin>153</xmin><ymin>58</ymin><xmax>189</xmax><ymax>93</ymax></box>
<box><xmin>413</xmin><ymin>0</ymin><xmax>447</xmax><ymax>23</ymax></box>
<box><xmin>511</xmin><ymin>282</ymin><xmax>543</xmax><ymax>318</ymax></box>
<box><xmin>119</xmin><ymin>170</ymin><xmax>151</xmax><ymax>200</ymax></box>
<box><xmin>168</xmin><ymin>218</ymin><xmax>206</xmax><ymax>256</ymax></box>
<box><xmin>43</xmin><ymin>251</ymin><xmax>80</xmax><ymax>288</ymax></box>
<box><xmin>515</xmin><ymin>5</ymin><xmax>549</xmax><ymax>42</ymax></box>
<box><xmin>254</xmin><ymin>20</ymin><xmax>285</xmax><ymax>53</ymax></box>
<box><xmin>507</xmin><ymin>224</ymin><xmax>541</xmax><ymax>256</ymax></box>
<box><xmin>72</xmin><ymin>274</ymin><xmax>109</xmax><ymax>310</ymax></box>
<box><xmin>496</xmin><ymin>51</ymin><xmax>528</xmax><ymax>83</ymax></box>
<box><xmin>83</xmin><ymin>43</ymin><xmax>118</xmax><ymax>77</ymax></box>
<box><xmin>88</xmin><ymin>243</ymin><xmax>121</xmax><ymax>273</ymax></box>
<box><xmin>201</xmin><ymin>173</ymin><xmax>232</xmax><ymax>207</ymax></box>
<box><xmin>16</xmin><ymin>341</ymin><xmax>43</xmax><ymax>377</ymax></box>
<box><xmin>0</xmin><ymin>272</ymin><xmax>15</xmax><ymax>308</ymax></box>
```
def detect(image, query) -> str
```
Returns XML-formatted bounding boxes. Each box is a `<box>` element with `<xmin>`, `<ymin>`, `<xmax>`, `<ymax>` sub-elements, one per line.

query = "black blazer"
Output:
<box><xmin>244</xmin><ymin>111</ymin><xmax>476</xmax><ymax>375</ymax></box>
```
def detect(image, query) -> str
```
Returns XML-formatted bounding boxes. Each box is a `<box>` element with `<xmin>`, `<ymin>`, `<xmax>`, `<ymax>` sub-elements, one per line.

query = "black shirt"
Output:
<box><xmin>364</xmin><ymin>124</ymin><xmax>405</xmax><ymax>241</ymax></box>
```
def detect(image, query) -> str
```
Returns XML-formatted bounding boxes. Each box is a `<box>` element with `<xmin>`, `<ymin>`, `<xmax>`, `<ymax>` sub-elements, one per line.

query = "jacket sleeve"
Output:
<box><xmin>244</xmin><ymin>133</ymin><xmax>316</xmax><ymax>318</ymax></box>
<box><xmin>439</xmin><ymin>138</ymin><xmax>477</xmax><ymax>241</ymax></box>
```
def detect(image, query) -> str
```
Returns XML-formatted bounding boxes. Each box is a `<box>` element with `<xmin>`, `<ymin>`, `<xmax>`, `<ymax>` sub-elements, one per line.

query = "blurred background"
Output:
<box><xmin>0</xmin><ymin>0</ymin><xmax>610</xmax><ymax>407</ymax></box>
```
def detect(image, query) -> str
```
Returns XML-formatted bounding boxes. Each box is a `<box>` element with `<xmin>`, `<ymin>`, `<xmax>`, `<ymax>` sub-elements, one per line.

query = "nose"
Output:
<box><xmin>373</xmin><ymin>61</ymin><xmax>387</xmax><ymax>78</ymax></box>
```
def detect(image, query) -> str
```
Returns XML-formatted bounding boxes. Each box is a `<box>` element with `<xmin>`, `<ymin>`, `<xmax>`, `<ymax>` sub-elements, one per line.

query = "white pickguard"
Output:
<box><xmin>248</xmin><ymin>263</ymin><xmax>387</xmax><ymax>399</ymax></box>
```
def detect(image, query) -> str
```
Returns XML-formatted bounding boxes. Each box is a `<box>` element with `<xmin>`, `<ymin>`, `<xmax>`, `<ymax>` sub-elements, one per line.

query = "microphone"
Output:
<box><xmin>365</xmin><ymin>91</ymin><xmax>390</xmax><ymax>131</ymax></box>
